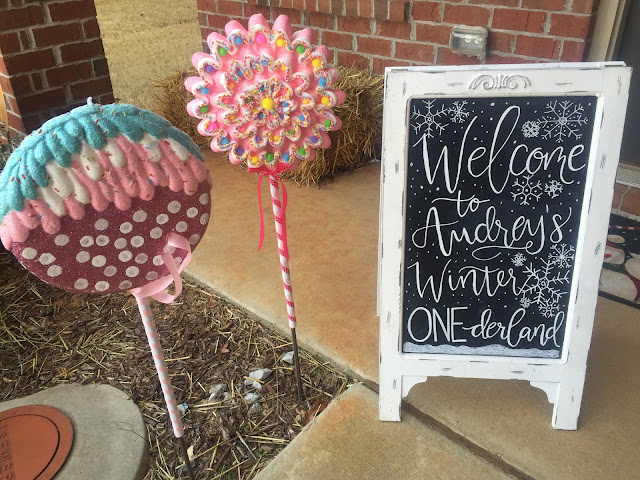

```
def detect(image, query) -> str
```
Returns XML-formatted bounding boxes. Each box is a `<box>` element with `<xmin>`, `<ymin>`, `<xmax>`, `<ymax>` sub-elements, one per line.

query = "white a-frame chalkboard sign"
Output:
<box><xmin>378</xmin><ymin>62</ymin><xmax>631</xmax><ymax>430</ymax></box>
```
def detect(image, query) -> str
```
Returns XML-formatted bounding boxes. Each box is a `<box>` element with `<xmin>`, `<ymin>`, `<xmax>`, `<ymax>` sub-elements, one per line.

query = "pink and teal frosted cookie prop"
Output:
<box><xmin>0</xmin><ymin>103</ymin><xmax>212</xmax><ymax>294</ymax></box>
<box><xmin>0</xmin><ymin>102</ymin><xmax>209</xmax><ymax>479</ymax></box>
<box><xmin>185</xmin><ymin>14</ymin><xmax>346</xmax><ymax>402</ymax></box>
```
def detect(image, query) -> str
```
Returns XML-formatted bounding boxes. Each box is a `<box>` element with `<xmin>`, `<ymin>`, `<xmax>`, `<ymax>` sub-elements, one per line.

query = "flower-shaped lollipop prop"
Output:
<box><xmin>186</xmin><ymin>14</ymin><xmax>345</xmax><ymax>400</ymax></box>
<box><xmin>0</xmin><ymin>101</ymin><xmax>211</xmax><ymax>480</ymax></box>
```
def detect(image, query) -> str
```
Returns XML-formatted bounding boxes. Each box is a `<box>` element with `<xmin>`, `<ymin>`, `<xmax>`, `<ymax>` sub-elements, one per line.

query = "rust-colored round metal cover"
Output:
<box><xmin>0</xmin><ymin>405</ymin><xmax>73</xmax><ymax>479</ymax></box>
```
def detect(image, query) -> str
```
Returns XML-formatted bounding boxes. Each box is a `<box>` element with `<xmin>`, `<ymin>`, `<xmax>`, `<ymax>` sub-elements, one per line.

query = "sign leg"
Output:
<box><xmin>379</xmin><ymin>374</ymin><xmax>403</xmax><ymax>421</ymax></box>
<box><xmin>551</xmin><ymin>371</ymin><xmax>586</xmax><ymax>430</ymax></box>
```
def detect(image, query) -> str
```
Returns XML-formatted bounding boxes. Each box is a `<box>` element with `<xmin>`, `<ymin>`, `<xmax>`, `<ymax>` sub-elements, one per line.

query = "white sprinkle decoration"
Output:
<box><xmin>22</xmin><ymin>247</ymin><xmax>37</xmax><ymax>260</ymax></box>
<box><xmin>156</xmin><ymin>214</ymin><xmax>169</xmax><ymax>225</ymax></box>
<box><xmin>119</xmin><ymin>250</ymin><xmax>133</xmax><ymax>262</ymax></box>
<box><xmin>104</xmin><ymin>266</ymin><xmax>117</xmax><ymax>277</ymax></box>
<box><xmin>126</xmin><ymin>266</ymin><xmax>139</xmax><ymax>278</ymax></box>
<box><xmin>176</xmin><ymin>221</ymin><xmax>188</xmax><ymax>233</ymax></box>
<box><xmin>95</xmin><ymin>219</ymin><xmax>109</xmax><ymax>231</ymax></box>
<box><xmin>135</xmin><ymin>253</ymin><xmax>148</xmax><ymax>264</ymax></box>
<box><xmin>199</xmin><ymin>193</ymin><xmax>209</xmax><ymax>205</ymax></box>
<box><xmin>80</xmin><ymin>236</ymin><xmax>94</xmax><ymax>247</ymax></box>
<box><xmin>150</xmin><ymin>227</ymin><xmax>163</xmax><ymax>239</ymax></box>
<box><xmin>153</xmin><ymin>255</ymin><xmax>164</xmax><ymax>266</ymax></box>
<box><xmin>74</xmin><ymin>278</ymin><xmax>89</xmax><ymax>290</ymax></box>
<box><xmin>168</xmin><ymin>201</ymin><xmax>182</xmax><ymax>213</ymax></box>
<box><xmin>187</xmin><ymin>207</ymin><xmax>198</xmax><ymax>218</ymax></box>
<box><xmin>92</xmin><ymin>255</ymin><xmax>106</xmax><ymax>267</ymax></box>
<box><xmin>96</xmin><ymin>235</ymin><xmax>109</xmax><ymax>246</ymax></box>
<box><xmin>130</xmin><ymin>236</ymin><xmax>144</xmax><ymax>248</ymax></box>
<box><xmin>133</xmin><ymin>210</ymin><xmax>148</xmax><ymax>222</ymax></box>
<box><xmin>95</xmin><ymin>281</ymin><xmax>110</xmax><ymax>292</ymax></box>
<box><xmin>146</xmin><ymin>271</ymin><xmax>158</xmax><ymax>281</ymax></box>
<box><xmin>200</xmin><ymin>213</ymin><xmax>210</xmax><ymax>225</ymax></box>
<box><xmin>119</xmin><ymin>280</ymin><xmax>132</xmax><ymax>290</ymax></box>
<box><xmin>47</xmin><ymin>265</ymin><xmax>62</xmax><ymax>277</ymax></box>
<box><xmin>189</xmin><ymin>234</ymin><xmax>200</xmax><ymax>245</ymax></box>
<box><xmin>114</xmin><ymin>238</ymin><xmax>127</xmax><ymax>249</ymax></box>
<box><xmin>76</xmin><ymin>251</ymin><xmax>90</xmax><ymax>263</ymax></box>
<box><xmin>120</xmin><ymin>222</ymin><xmax>133</xmax><ymax>234</ymax></box>
<box><xmin>54</xmin><ymin>234</ymin><xmax>69</xmax><ymax>246</ymax></box>
<box><xmin>39</xmin><ymin>253</ymin><xmax>56</xmax><ymax>265</ymax></box>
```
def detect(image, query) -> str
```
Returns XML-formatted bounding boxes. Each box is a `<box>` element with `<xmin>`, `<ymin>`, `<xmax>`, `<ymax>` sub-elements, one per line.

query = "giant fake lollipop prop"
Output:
<box><xmin>0</xmin><ymin>101</ymin><xmax>212</xmax><ymax>480</ymax></box>
<box><xmin>186</xmin><ymin>14</ymin><xmax>345</xmax><ymax>401</ymax></box>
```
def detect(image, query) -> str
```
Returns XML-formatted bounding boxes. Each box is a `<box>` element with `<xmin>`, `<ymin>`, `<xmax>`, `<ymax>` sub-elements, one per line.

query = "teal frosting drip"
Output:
<box><xmin>0</xmin><ymin>103</ymin><xmax>205</xmax><ymax>223</ymax></box>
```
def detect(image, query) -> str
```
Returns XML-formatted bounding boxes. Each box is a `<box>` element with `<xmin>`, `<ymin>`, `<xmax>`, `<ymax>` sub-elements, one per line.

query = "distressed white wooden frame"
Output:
<box><xmin>378</xmin><ymin>63</ymin><xmax>631</xmax><ymax>430</ymax></box>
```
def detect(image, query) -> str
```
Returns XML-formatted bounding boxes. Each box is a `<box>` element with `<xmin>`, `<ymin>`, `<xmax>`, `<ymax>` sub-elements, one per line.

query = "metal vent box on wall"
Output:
<box><xmin>377</xmin><ymin>62</ymin><xmax>631</xmax><ymax>430</ymax></box>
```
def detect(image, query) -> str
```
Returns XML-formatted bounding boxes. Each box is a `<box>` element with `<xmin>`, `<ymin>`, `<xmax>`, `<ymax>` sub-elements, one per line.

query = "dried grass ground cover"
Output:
<box><xmin>0</xmin><ymin>250</ymin><xmax>352</xmax><ymax>479</ymax></box>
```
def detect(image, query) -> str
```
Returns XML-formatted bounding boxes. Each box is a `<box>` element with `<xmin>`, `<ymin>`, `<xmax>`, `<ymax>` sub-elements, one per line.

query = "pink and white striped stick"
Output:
<box><xmin>269</xmin><ymin>174</ymin><xmax>303</xmax><ymax>401</ymax></box>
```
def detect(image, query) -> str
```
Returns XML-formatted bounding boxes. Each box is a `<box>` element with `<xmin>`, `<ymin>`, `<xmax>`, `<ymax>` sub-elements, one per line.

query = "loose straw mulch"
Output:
<box><xmin>0</xmin><ymin>249</ymin><xmax>353</xmax><ymax>479</ymax></box>
<box><xmin>152</xmin><ymin>66</ymin><xmax>384</xmax><ymax>186</ymax></box>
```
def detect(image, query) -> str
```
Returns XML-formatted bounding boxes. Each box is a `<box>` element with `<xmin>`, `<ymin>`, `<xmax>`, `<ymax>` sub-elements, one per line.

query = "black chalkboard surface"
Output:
<box><xmin>402</xmin><ymin>96</ymin><xmax>597</xmax><ymax>358</ymax></box>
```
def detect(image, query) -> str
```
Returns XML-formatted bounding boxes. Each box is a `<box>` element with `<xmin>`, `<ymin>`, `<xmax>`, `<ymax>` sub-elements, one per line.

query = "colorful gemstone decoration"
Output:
<box><xmin>185</xmin><ymin>14</ymin><xmax>346</xmax><ymax>173</ymax></box>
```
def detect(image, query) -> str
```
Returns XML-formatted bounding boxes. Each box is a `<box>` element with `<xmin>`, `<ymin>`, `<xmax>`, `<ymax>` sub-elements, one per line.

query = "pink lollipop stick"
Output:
<box><xmin>269</xmin><ymin>175</ymin><xmax>303</xmax><ymax>400</ymax></box>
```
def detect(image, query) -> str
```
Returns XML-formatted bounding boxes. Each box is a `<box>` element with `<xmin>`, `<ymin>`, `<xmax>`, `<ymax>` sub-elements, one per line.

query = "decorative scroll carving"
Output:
<box><xmin>469</xmin><ymin>74</ymin><xmax>532</xmax><ymax>90</ymax></box>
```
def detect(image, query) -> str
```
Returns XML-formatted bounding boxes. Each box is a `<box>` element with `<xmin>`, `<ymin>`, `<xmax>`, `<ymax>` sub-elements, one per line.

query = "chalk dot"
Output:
<box><xmin>92</xmin><ymin>255</ymin><xmax>106</xmax><ymax>267</ymax></box>
<box><xmin>39</xmin><ymin>253</ymin><xmax>56</xmax><ymax>265</ymax></box>
<box><xmin>74</xmin><ymin>278</ymin><xmax>89</xmax><ymax>290</ymax></box>
<box><xmin>168</xmin><ymin>201</ymin><xmax>182</xmax><ymax>213</ymax></box>
<box><xmin>119</xmin><ymin>280</ymin><xmax>132</xmax><ymax>290</ymax></box>
<box><xmin>200</xmin><ymin>213</ymin><xmax>210</xmax><ymax>225</ymax></box>
<box><xmin>104</xmin><ymin>266</ymin><xmax>117</xmax><ymax>277</ymax></box>
<box><xmin>54</xmin><ymin>234</ymin><xmax>69</xmax><ymax>246</ymax></box>
<box><xmin>199</xmin><ymin>193</ymin><xmax>209</xmax><ymax>205</ymax></box>
<box><xmin>176</xmin><ymin>221</ymin><xmax>188</xmax><ymax>233</ymax></box>
<box><xmin>135</xmin><ymin>253</ymin><xmax>148</xmax><ymax>264</ymax></box>
<box><xmin>119</xmin><ymin>250</ymin><xmax>133</xmax><ymax>262</ymax></box>
<box><xmin>22</xmin><ymin>247</ymin><xmax>37</xmax><ymax>260</ymax></box>
<box><xmin>114</xmin><ymin>238</ymin><xmax>127</xmax><ymax>249</ymax></box>
<box><xmin>76</xmin><ymin>251</ymin><xmax>90</xmax><ymax>263</ymax></box>
<box><xmin>120</xmin><ymin>222</ymin><xmax>133</xmax><ymax>234</ymax></box>
<box><xmin>95</xmin><ymin>281</ymin><xmax>110</xmax><ymax>292</ymax></box>
<box><xmin>146</xmin><ymin>271</ymin><xmax>158</xmax><ymax>281</ymax></box>
<box><xmin>131</xmin><ymin>236</ymin><xmax>144</xmax><ymax>248</ymax></box>
<box><xmin>47</xmin><ymin>265</ymin><xmax>62</xmax><ymax>277</ymax></box>
<box><xmin>189</xmin><ymin>234</ymin><xmax>201</xmax><ymax>245</ymax></box>
<box><xmin>187</xmin><ymin>207</ymin><xmax>198</xmax><ymax>218</ymax></box>
<box><xmin>153</xmin><ymin>255</ymin><xmax>164</xmax><ymax>266</ymax></box>
<box><xmin>150</xmin><ymin>227</ymin><xmax>163</xmax><ymax>239</ymax></box>
<box><xmin>96</xmin><ymin>235</ymin><xmax>109</xmax><ymax>246</ymax></box>
<box><xmin>133</xmin><ymin>210</ymin><xmax>148</xmax><ymax>222</ymax></box>
<box><xmin>156</xmin><ymin>214</ymin><xmax>169</xmax><ymax>225</ymax></box>
<box><xmin>95</xmin><ymin>219</ymin><xmax>109</xmax><ymax>231</ymax></box>
<box><xmin>80</xmin><ymin>236</ymin><xmax>94</xmax><ymax>247</ymax></box>
<box><xmin>126</xmin><ymin>266</ymin><xmax>139</xmax><ymax>278</ymax></box>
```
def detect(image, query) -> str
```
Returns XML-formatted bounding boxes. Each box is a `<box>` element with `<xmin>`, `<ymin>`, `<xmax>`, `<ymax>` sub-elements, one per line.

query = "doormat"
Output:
<box><xmin>599</xmin><ymin>213</ymin><xmax>640</xmax><ymax>309</ymax></box>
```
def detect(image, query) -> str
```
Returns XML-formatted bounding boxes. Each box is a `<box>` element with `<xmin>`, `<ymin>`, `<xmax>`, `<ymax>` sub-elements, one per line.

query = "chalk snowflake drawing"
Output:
<box><xmin>448</xmin><ymin>101</ymin><xmax>470</xmax><ymax>124</ymax></box>
<box><xmin>512</xmin><ymin>252</ymin><xmax>527</xmax><ymax>267</ymax></box>
<box><xmin>519</xmin><ymin>251</ymin><xmax>572</xmax><ymax>317</ymax></box>
<box><xmin>512</xmin><ymin>174</ymin><xmax>542</xmax><ymax>206</ymax></box>
<box><xmin>521</xmin><ymin>120</ymin><xmax>540</xmax><ymax>138</ymax></box>
<box><xmin>411</xmin><ymin>100</ymin><xmax>449</xmax><ymax>138</ymax></box>
<box><xmin>539</xmin><ymin>297</ymin><xmax>560</xmax><ymax>318</ymax></box>
<box><xmin>549</xmin><ymin>243</ymin><xmax>575</xmax><ymax>268</ymax></box>
<box><xmin>520</xmin><ymin>296</ymin><xmax>533</xmax><ymax>309</ymax></box>
<box><xmin>538</xmin><ymin>100</ymin><xmax>588</xmax><ymax>143</ymax></box>
<box><xmin>544</xmin><ymin>179</ymin><xmax>563</xmax><ymax>199</ymax></box>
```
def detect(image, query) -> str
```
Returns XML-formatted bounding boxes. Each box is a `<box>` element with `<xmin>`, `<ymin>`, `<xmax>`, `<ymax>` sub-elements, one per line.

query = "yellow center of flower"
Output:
<box><xmin>276</xmin><ymin>38</ymin><xmax>285</xmax><ymax>47</ymax></box>
<box><xmin>312</xmin><ymin>58</ymin><xmax>322</xmax><ymax>69</ymax></box>
<box><xmin>321</xmin><ymin>96</ymin><xmax>331</xmax><ymax>106</ymax></box>
<box><xmin>261</xmin><ymin>97</ymin><xmax>275</xmax><ymax>110</ymax></box>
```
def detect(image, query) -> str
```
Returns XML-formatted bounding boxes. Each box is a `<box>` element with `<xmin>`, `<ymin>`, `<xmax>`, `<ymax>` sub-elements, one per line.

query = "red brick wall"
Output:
<box><xmin>196</xmin><ymin>0</ymin><xmax>599</xmax><ymax>73</ymax></box>
<box><xmin>0</xmin><ymin>0</ymin><xmax>113</xmax><ymax>136</ymax></box>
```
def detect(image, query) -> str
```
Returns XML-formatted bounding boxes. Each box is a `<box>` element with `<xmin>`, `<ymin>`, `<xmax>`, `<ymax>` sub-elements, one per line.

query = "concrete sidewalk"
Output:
<box><xmin>188</xmin><ymin>152</ymin><xmax>640</xmax><ymax>479</ymax></box>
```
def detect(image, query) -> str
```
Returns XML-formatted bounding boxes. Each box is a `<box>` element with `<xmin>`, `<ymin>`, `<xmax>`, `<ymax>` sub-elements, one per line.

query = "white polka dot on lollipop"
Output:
<box><xmin>104</xmin><ymin>266</ymin><xmax>117</xmax><ymax>277</ymax></box>
<box><xmin>126</xmin><ymin>266</ymin><xmax>139</xmax><ymax>278</ymax></box>
<box><xmin>95</xmin><ymin>281</ymin><xmax>110</xmax><ymax>292</ymax></box>
<box><xmin>130</xmin><ymin>236</ymin><xmax>144</xmax><ymax>248</ymax></box>
<box><xmin>168</xmin><ymin>201</ymin><xmax>181</xmax><ymax>213</ymax></box>
<box><xmin>200</xmin><ymin>193</ymin><xmax>209</xmax><ymax>205</ymax></box>
<box><xmin>174</xmin><ymin>257</ymin><xmax>182</xmax><ymax>266</ymax></box>
<box><xmin>119</xmin><ymin>280</ymin><xmax>132</xmax><ymax>290</ymax></box>
<box><xmin>150</xmin><ymin>227</ymin><xmax>163</xmax><ymax>239</ymax></box>
<box><xmin>187</xmin><ymin>207</ymin><xmax>198</xmax><ymax>218</ymax></box>
<box><xmin>153</xmin><ymin>255</ymin><xmax>164</xmax><ymax>266</ymax></box>
<box><xmin>47</xmin><ymin>265</ymin><xmax>62</xmax><ymax>277</ymax></box>
<box><xmin>80</xmin><ymin>236</ymin><xmax>94</xmax><ymax>247</ymax></box>
<box><xmin>54</xmin><ymin>234</ymin><xmax>69</xmax><ymax>246</ymax></box>
<box><xmin>92</xmin><ymin>255</ymin><xmax>106</xmax><ymax>267</ymax></box>
<box><xmin>120</xmin><ymin>222</ymin><xmax>133</xmax><ymax>234</ymax></box>
<box><xmin>156</xmin><ymin>214</ymin><xmax>168</xmax><ymax>225</ymax></box>
<box><xmin>22</xmin><ymin>247</ymin><xmax>37</xmax><ymax>260</ymax></box>
<box><xmin>119</xmin><ymin>250</ymin><xmax>133</xmax><ymax>262</ymax></box>
<box><xmin>133</xmin><ymin>210</ymin><xmax>148</xmax><ymax>222</ymax></box>
<box><xmin>96</xmin><ymin>235</ymin><xmax>109</xmax><ymax>247</ymax></box>
<box><xmin>74</xmin><ymin>278</ymin><xmax>89</xmax><ymax>290</ymax></box>
<box><xmin>176</xmin><ymin>221</ymin><xmax>187</xmax><ymax>233</ymax></box>
<box><xmin>135</xmin><ymin>253</ymin><xmax>148</xmax><ymax>264</ymax></box>
<box><xmin>114</xmin><ymin>238</ymin><xmax>127</xmax><ymax>249</ymax></box>
<box><xmin>39</xmin><ymin>253</ymin><xmax>56</xmax><ymax>265</ymax></box>
<box><xmin>76</xmin><ymin>251</ymin><xmax>90</xmax><ymax>263</ymax></box>
<box><xmin>95</xmin><ymin>219</ymin><xmax>109</xmax><ymax>231</ymax></box>
<box><xmin>189</xmin><ymin>234</ymin><xmax>200</xmax><ymax>245</ymax></box>
<box><xmin>200</xmin><ymin>213</ymin><xmax>209</xmax><ymax>225</ymax></box>
<box><xmin>146</xmin><ymin>271</ymin><xmax>158</xmax><ymax>281</ymax></box>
